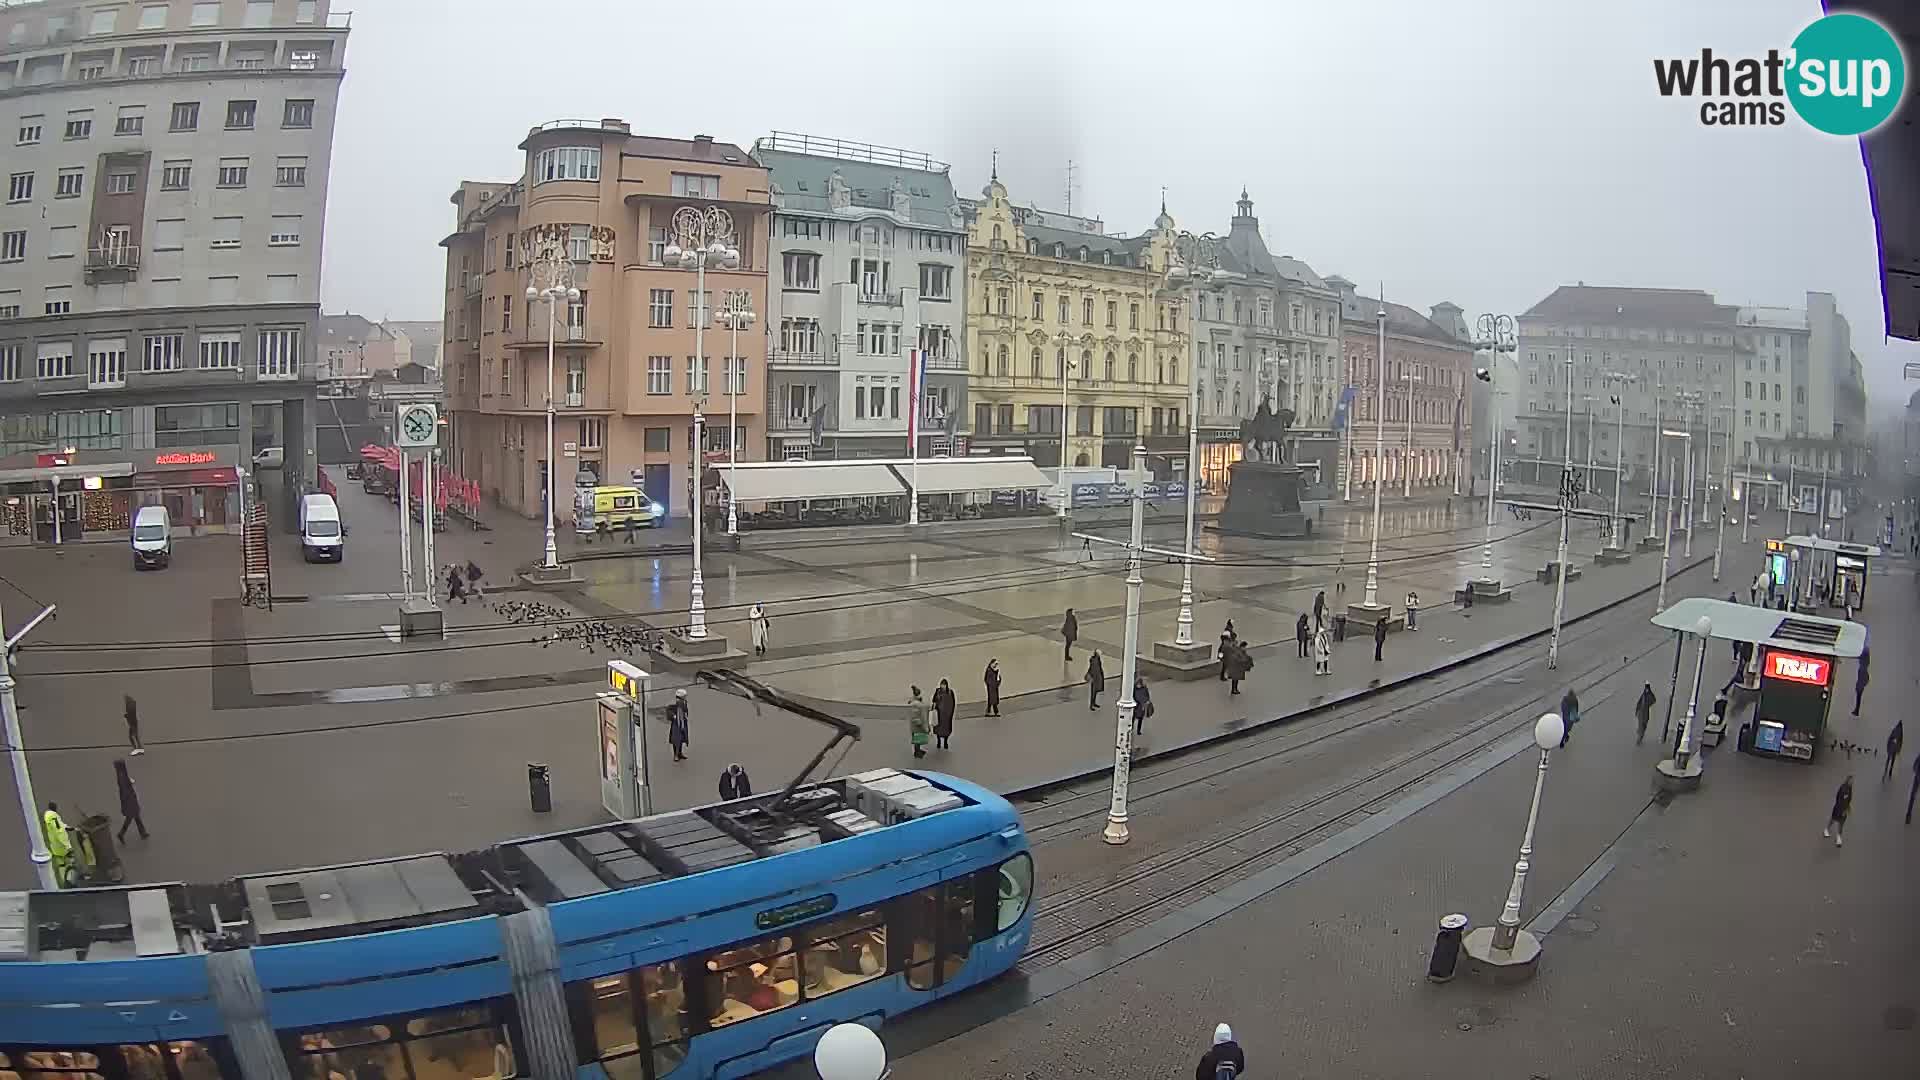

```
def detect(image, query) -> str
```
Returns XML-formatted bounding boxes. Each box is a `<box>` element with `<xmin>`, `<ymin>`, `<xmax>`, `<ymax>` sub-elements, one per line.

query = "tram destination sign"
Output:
<box><xmin>755</xmin><ymin>894</ymin><xmax>837</xmax><ymax>930</ymax></box>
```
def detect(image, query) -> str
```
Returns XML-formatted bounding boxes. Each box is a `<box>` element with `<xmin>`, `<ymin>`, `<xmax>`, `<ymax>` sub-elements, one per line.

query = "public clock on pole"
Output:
<box><xmin>398</xmin><ymin>403</ymin><xmax>439</xmax><ymax>448</ymax></box>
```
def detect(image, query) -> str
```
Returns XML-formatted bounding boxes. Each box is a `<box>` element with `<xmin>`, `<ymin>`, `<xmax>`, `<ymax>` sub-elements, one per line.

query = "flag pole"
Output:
<box><xmin>908</xmin><ymin>348</ymin><xmax>921</xmax><ymax>526</ymax></box>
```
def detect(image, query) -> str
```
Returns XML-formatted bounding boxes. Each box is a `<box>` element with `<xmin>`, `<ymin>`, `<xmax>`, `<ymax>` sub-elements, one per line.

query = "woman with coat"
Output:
<box><xmin>718</xmin><ymin>763</ymin><xmax>752</xmax><ymax>801</ymax></box>
<box><xmin>932</xmin><ymin>679</ymin><xmax>957</xmax><ymax>749</ymax></box>
<box><xmin>907</xmin><ymin>686</ymin><xmax>930</xmax><ymax>758</ymax></box>
<box><xmin>1061</xmin><ymin>609</ymin><xmax>1079</xmax><ymax>662</ymax></box>
<box><xmin>1224</xmin><ymin>640</ymin><xmax>1252</xmax><ymax>695</ymax></box>
<box><xmin>983</xmin><ymin>659</ymin><xmax>1003</xmax><ymax>717</ymax></box>
<box><xmin>748</xmin><ymin>603</ymin><xmax>770</xmax><ymax>658</ymax></box>
<box><xmin>114</xmin><ymin>759</ymin><xmax>148</xmax><ymax>843</ymax></box>
<box><xmin>1314</xmin><ymin>626</ymin><xmax>1332</xmax><ymax>676</ymax></box>
<box><xmin>1086</xmin><ymin>651</ymin><xmax>1107</xmax><ymax>710</ymax></box>
<box><xmin>1295</xmin><ymin>612</ymin><xmax>1310</xmax><ymax>658</ymax></box>
<box><xmin>1132</xmin><ymin>676</ymin><xmax>1154</xmax><ymax>736</ymax></box>
<box><xmin>666</xmin><ymin>689</ymin><xmax>691</xmax><ymax>761</ymax></box>
<box><xmin>1218</xmin><ymin>621</ymin><xmax>1238</xmax><ymax>681</ymax></box>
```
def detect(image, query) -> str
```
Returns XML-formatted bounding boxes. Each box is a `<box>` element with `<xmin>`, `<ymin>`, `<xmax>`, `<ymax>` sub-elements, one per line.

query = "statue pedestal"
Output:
<box><xmin>1211</xmin><ymin>460</ymin><xmax>1311</xmax><ymax>539</ymax></box>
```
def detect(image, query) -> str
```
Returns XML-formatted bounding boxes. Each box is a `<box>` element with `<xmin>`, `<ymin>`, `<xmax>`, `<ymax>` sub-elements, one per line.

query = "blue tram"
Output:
<box><xmin>0</xmin><ymin>770</ymin><xmax>1032</xmax><ymax>1080</ymax></box>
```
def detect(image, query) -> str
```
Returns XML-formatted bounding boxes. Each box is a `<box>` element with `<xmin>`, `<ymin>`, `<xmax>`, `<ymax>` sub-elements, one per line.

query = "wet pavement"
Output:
<box><xmin>1</xmin><ymin>475</ymin><xmax>1706</xmax><ymax>886</ymax></box>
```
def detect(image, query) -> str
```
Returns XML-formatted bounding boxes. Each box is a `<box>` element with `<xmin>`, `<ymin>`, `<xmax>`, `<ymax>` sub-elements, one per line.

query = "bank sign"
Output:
<box><xmin>1652</xmin><ymin>12</ymin><xmax>1906</xmax><ymax>135</ymax></box>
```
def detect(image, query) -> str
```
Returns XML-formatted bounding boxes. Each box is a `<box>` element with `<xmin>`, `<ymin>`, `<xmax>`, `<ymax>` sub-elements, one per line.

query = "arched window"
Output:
<box><xmin>1078</xmin><ymin>246</ymin><xmax>1089</xmax><ymax>261</ymax></box>
<box><xmin>996</xmin><ymin>344</ymin><xmax>1009</xmax><ymax>376</ymax></box>
<box><xmin>1104</xmin><ymin>352</ymin><xmax>1116</xmax><ymax>382</ymax></box>
<box><xmin>1054</xmin><ymin>243</ymin><xmax>1065</xmax><ymax>258</ymax></box>
<box><xmin>992</xmin><ymin>224</ymin><xmax>1002</xmax><ymax>242</ymax></box>
<box><xmin>1056</xmin><ymin>347</ymin><xmax>1066</xmax><ymax>379</ymax></box>
<box><xmin>1074</xmin><ymin>452</ymin><xmax>1090</xmax><ymax>467</ymax></box>
<box><xmin>1101</xmin><ymin>250</ymin><xmax>1111</xmax><ymax>265</ymax></box>
<box><xmin>1028</xmin><ymin>239</ymin><xmax>1039</xmax><ymax>254</ymax></box>
<box><xmin>979</xmin><ymin>348</ymin><xmax>990</xmax><ymax>375</ymax></box>
<box><xmin>1233</xmin><ymin>387</ymin><xmax>1242</xmax><ymax>414</ymax></box>
<box><xmin>1169</xmin><ymin>359</ymin><xmax>1179</xmax><ymax>386</ymax></box>
<box><xmin>1127</xmin><ymin>353</ymin><xmax>1138</xmax><ymax>382</ymax></box>
<box><xmin>1081</xmin><ymin>350</ymin><xmax>1093</xmax><ymax>378</ymax></box>
<box><xmin>1030</xmin><ymin>348</ymin><xmax>1042</xmax><ymax>377</ymax></box>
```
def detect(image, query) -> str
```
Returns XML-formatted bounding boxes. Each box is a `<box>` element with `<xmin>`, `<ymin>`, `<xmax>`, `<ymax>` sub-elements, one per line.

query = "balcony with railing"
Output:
<box><xmin>767</xmin><ymin>409</ymin><xmax>839</xmax><ymax>433</ymax></box>
<box><xmin>858</xmin><ymin>289</ymin><xmax>903</xmax><ymax>308</ymax></box>
<box><xmin>769</xmin><ymin>348</ymin><xmax>836</xmax><ymax>367</ymax></box>
<box><xmin>84</xmin><ymin>245</ymin><xmax>139</xmax><ymax>278</ymax></box>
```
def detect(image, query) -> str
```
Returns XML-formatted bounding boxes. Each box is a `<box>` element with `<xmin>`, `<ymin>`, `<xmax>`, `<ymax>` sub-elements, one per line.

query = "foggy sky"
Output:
<box><xmin>321</xmin><ymin>0</ymin><xmax>1920</xmax><ymax>413</ymax></box>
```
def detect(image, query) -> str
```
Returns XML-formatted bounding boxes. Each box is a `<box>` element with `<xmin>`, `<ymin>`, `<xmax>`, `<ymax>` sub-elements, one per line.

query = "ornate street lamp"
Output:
<box><xmin>663</xmin><ymin>206</ymin><xmax>739</xmax><ymax>640</ymax></box>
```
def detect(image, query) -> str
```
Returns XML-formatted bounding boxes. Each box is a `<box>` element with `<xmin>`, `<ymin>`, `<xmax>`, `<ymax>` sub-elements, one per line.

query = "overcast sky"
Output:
<box><xmin>321</xmin><ymin>0</ymin><xmax>1920</xmax><ymax>412</ymax></box>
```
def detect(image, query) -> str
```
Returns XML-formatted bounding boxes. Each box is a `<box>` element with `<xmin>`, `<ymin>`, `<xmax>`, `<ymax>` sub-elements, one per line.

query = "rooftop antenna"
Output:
<box><xmin>1065</xmin><ymin>159</ymin><xmax>1076</xmax><ymax>216</ymax></box>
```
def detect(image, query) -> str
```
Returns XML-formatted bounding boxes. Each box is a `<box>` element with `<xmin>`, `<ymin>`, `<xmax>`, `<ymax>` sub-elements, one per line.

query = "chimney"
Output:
<box><xmin>693</xmin><ymin>134</ymin><xmax>714</xmax><ymax>157</ymax></box>
<box><xmin>601</xmin><ymin>118</ymin><xmax>630</xmax><ymax>133</ymax></box>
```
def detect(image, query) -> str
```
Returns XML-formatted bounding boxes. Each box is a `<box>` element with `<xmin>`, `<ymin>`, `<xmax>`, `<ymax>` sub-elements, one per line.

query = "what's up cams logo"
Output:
<box><xmin>1653</xmin><ymin>12</ymin><xmax>1906</xmax><ymax>135</ymax></box>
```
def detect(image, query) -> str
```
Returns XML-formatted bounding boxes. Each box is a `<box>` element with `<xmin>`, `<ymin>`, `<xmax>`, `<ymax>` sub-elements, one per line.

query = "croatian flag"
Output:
<box><xmin>907</xmin><ymin>347</ymin><xmax>926</xmax><ymax>446</ymax></box>
<box><xmin>1333</xmin><ymin>385</ymin><xmax>1357</xmax><ymax>432</ymax></box>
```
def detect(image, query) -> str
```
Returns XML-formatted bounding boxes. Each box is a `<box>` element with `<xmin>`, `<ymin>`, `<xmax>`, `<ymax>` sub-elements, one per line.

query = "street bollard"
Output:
<box><xmin>528</xmin><ymin>762</ymin><xmax>552</xmax><ymax>814</ymax></box>
<box><xmin>1428</xmin><ymin>913</ymin><xmax>1469</xmax><ymax>982</ymax></box>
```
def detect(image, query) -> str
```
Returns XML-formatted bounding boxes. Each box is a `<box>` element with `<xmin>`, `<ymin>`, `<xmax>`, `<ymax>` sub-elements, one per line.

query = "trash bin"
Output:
<box><xmin>1333</xmin><ymin>613</ymin><xmax>1348</xmax><ymax>642</ymax></box>
<box><xmin>1428</xmin><ymin>912</ymin><xmax>1469</xmax><ymax>982</ymax></box>
<box><xmin>528</xmin><ymin>762</ymin><xmax>552</xmax><ymax>814</ymax></box>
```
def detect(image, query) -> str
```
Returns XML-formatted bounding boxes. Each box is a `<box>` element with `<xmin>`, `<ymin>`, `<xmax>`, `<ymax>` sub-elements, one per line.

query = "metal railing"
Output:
<box><xmin>85</xmin><ymin>246</ymin><xmax>139</xmax><ymax>270</ymax></box>
<box><xmin>858</xmin><ymin>290</ymin><xmax>903</xmax><ymax>307</ymax></box>
<box><xmin>753</xmin><ymin>132</ymin><xmax>947</xmax><ymax>173</ymax></box>
<box><xmin>769</xmin><ymin>349</ymin><xmax>835</xmax><ymax>367</ymax></box>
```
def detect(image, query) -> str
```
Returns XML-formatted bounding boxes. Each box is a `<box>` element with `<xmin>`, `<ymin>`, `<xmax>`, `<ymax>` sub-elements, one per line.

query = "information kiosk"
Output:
<box><xmin>1784</xmin><ymin>535</ymin><xmax>1881</xmax><ymax>611</ymax></box>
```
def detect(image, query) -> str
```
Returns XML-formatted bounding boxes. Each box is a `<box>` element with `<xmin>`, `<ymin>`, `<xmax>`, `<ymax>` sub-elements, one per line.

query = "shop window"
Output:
<box><xmin>284</xmin><ymin>1001</ymin><xmax>517</xmax><ymax>1080</ymax></box>
<box><xmin>702</xmin><ymin>936</ymin><xmax>800</xmax><ymax>1027</ymax></box>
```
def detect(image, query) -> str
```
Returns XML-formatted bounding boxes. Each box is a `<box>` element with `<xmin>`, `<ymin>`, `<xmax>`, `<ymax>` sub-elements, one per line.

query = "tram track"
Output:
<box><xmin>1012</xmin><ymin>573</ymin><xmax>1697</xmax><ymax>970</ymax></box>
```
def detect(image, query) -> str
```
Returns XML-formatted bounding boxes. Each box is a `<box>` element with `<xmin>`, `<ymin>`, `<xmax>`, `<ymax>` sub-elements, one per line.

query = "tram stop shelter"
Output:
<box><xmin>1783</xmin><ymin>535</ymin><xmax>1881</xmax><ymax>610</ymax></box>
<box><xmin>714</xmin><ymin>456</ymin><xmax>1053</xmax><ymax>526</ymax></box>
<box><xmin>1653</xmin><ymin>598</ymin><xmax>1865</xmax><ymax>764</ymax></box>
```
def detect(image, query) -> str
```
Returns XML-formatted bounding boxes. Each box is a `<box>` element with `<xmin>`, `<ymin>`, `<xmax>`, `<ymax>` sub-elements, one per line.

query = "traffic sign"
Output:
<box><xmin>397</xmin><ymin>403</ymin><xmax>439</xmax><ymax>448</ymax></box>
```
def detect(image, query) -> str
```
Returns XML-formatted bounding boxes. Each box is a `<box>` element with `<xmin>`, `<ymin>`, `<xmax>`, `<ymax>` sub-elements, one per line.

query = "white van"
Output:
<box><xmin>299</xmin><ymin>493</ymin><xmax>344</xmax><ymax>563</ymax></box>
<box><xmin>131</xmin><ymin>505</ymin><xmax>171</xmax><ymax>569</ymax></box>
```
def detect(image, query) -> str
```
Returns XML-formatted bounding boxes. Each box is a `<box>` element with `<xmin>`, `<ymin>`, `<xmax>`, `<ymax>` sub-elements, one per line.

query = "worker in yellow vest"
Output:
<box><xmin>42</xmin><ymin>801</ymin><xmax>71</xmax><ymax>888</ymax></box>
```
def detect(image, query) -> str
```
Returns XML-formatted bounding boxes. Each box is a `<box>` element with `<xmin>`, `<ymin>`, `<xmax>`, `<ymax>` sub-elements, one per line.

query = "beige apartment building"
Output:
<box><xmin>441</xmin><ymin>120</ymin><xmax>769</xmax><ymax>521</ymax></box>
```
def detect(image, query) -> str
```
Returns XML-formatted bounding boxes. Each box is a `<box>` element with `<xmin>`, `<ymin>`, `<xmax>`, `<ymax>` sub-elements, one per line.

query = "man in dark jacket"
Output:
<box><xmin>1633</xmin><ymin>683</ymin><xmax>1656</xmax><ymax>744</ymax></box>
<box><xmin>1296</xmin><ymin>612</ymin><xmax>1310</xmax><ymax>658</ymax></box>
<box><xmin>1373</xmin><ymin>615</ymin><xmax>1388</xmax><ymax>662</ymax></box>
<box><xmin>1559</xmin><ymin>688</ymin><xmax>1580</xmax><ymax>747</ymax></box>
<box><xmin>1885</xmin><ymin>719</ymin><xmax>1905</xmax><ymax>781</ymax></box>
<box><xmin>1061</xmin><ymin>609</ymin><xmax>1078</xmax><ymax>662</ymax></box>
<box><xmin>983</xmin><ymin>659</ymin><xmax>1003</xmax><ymax>717</ymax></box>
<box><xmin>932</xmin><ymin>679</ymin><xmax>957</xmax><ymax>749</ymax></box>
<box><xmin>1196</xmin><ymin>1023</ymin><xmax>1245</xmax><ymax>1080</ymax></box>
<box><xmin>1853</xmin><ymin>658</ymin><xmax>1869</xmax><ymax>716</ymax></box>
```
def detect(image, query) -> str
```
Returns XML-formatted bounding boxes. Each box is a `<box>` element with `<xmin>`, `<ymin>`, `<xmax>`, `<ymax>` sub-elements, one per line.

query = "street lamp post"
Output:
<box><xmin>1362</xmin><ymin>301</ymin><xmax>1387</xmax><ymax>611</ymax></box>
<box><xmin>1055</xmin><ymin>331</ymin><xmax>1075</xmax><ymax>520</ymax></box>
<box><xmin>1164</xmin><ymin>233</ymin><xmax>1221</xmax><ymax>647</ymax></box>
<box><xmin>1461</xmin><ymin>711</ymin><xmax>1565</xmax><ymax>980</ymax></box>
<box><xmin>1713</xmin><ymin>407</ymin><xmax>1732</xmax><ymax>581</ymax></box>
<box><xmin>1656</xmin><ymin>429</ymin><xmax>1691</xmax><ymax>612</ymax></box>
<box><xmin>1472</xmin><ymin>314</ymin><xmax>1515</xmax><ymax>582</ymax></box>
<box><xmin>664</xmin><ymin>206</ymin><xmax>741</xmax><ymax>642</ymax></box>
<box><xmin>1656</xmin><ymin>614</ymin><xmax>1713</xmax><ymax>791</ymax></box>
<box><xmin>523</xmin><ymin>233</ymin><xmax>578</xmax><ymax>572</ymax></box>
<box><xmin>1</xmin><ymin>594</ymin><xmax>57</xmax><ymax>889</ymax></box>
<box><xmin>1603</xmin><ymin>372</ymin><xmax>1633</xmax><ymax>550</ymax></box>
<box><xmin>1648</xmin><ymin>386</ymin><xmax>1663</xmax><ymax>542</ymax></box>
<box><xmin>1547</xmin><ymin>346</ymin><xmax>1574</xmax><ymax>670</ymax></box>
<box><xmin>715</xmin><ymin>291</ymin><xmax>756</xmax><ymax>537</ymax></box>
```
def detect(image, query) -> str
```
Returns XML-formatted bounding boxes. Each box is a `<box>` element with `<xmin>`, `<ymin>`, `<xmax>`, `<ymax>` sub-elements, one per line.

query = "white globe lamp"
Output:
<box><xmin>814</xmin><ymin>1022</ymin><xmax>888</xmax><ymax>1080</ymax></box>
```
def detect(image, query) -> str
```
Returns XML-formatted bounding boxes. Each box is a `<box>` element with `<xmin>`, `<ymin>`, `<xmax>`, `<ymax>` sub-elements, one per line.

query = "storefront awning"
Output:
<box><xmin>901</xmin><ymin>457</ymin><xmax>1052</xmax><ymax>495</ymax></box>
<box><xmin>719</xmin><ymin>462</ymin><xmax>907</xmax><ymax>502</ymax></box>
<box><xmin>0</xmin><ymin>463</ymin><xmax>135</xmax><ymax>484</ymax></box>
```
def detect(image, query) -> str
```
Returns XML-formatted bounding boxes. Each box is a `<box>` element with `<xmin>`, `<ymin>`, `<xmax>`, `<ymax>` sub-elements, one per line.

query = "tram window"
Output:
<box><xmin>901</xmin><ymin>888</ymin><xmax>941</xmax><ymax>990</ymax></box>
<box><xmin>702</xmin><ymin>936</ymin><xmax>799</xmax><ymax>1028</ymax></box>
<box><xmin>0</xmin><ymin>1044</ymin><xmax>226</xmax><ymax>1080</ymax></box>
<box><xmin>570</xmin><ymin>959</ymin><xmax>689</xmax><ymax>1080</ymax></box>
<box><xmin>995</xmin><ymin>853</ymin><xmax>1034</xmax><ymax>931</ymax></box>
<box><xmin>8</xmin><ymin>1051</ymin><xmax>103</xmax><ymax>1080</ymax></box>
<box><xmin>286</xmin><ymin>1002</ymin><xmax>517</xmax><ymax>1080</ymax></box>
<box><xmin>799</xmin><ymin>909</ymin><xmax>887</xmax><ymax>996</ymax></box>
<box><xmin>940</xmin><ymin>884</ymin><xmax>975</xmax><ymax>982</ymax></box>
<box><xmin>902</xmin><ymin>881</ymin><xmax>976</xmax><ymax>990</ymax></box>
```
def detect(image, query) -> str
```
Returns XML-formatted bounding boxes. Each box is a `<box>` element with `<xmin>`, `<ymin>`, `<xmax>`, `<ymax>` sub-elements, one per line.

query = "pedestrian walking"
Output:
<box><xmin>1334</xmin><ymin>562</ymin><xmax>1347</xmax><ymax>603</ymax></box>
<box><xmin>1749</xmin><ymin>570</ymin><xmax>1763</xmax><ymax>605</ymax></box>
<box><xmin>1133</xmin><ymin>676</ymin><xmax>1153</xmax><ymax>736</ymax></box>
<box><xmin>114</xmin><ymin>759</ymin><xmax>148</xmax><ymax>844</ymax></box>
<box><xmin>1559</xmin><ymin>687</ymin><xmax>1581</xmax><ymax>747</ymax></box>
<box><xmin>1295</xmin><ymin>612</ymin><xmax>1310</xmax><ymax>658</ymax></box>
<box><xmin>123</xmin><ymin>695</ymin><xmax>143</xmax><ymax>756</ymax></box>
<box><xmin>1061</xmin><ymin>609</ymin><xmax>1079</xmax><ymax>662</ymax></box>
<box><xmin>1373</xmin><ymin>616</ymin><xmax>1388</xmax><ymax>662</ymax></box>
<box><xmin>1224</xmin><ymin>639</ymin><xmax>1252</xmax><ymax>695</ymax></box>
<box><xmin>1195</xmin><ymin>1023</ymin><xmax>1245</xmax><ymax>1080</ymax></box>
<box><xmin>748</xmin><ymin>602</ymin><xmax>770</xmax><ymax>658</ymax></box>
<box><xmin>932</xmin><ymin>679</ymin><xmax>956</xmax><ymax>750</ymax></box>
<box><xmin>1853</xmin><ymin>658</ymin><xmax>1869</xmax><ymax>716</ymax></box>
<box><xmin>1907</xmin><ymin>753</ymin><xmax>1920</xmax><ymax>825</ymax></box>
<box><xmin>1824</xmin><ymin>775</ymin><xmax>1854</xmax><ymax>846</ymax></box>
<box><xmin>465</xmin><ymin>559</ymin><xmax>485</xmax><ymax>602</ymax></box>
<box><xmin>718</xmin><ymin>763</ymin><xmax>753</xmax><ymax>800</ymax></box>
<box><xmin>907</xmin><ymin>686</ymin><xmax>930</xmax><ymax>758</ymax></box>
<box><xmin>1218</xmin><ymin>620</ymin><xmax>1238</xmax><ymax>681</ymax></box>
<box><xmin>1312</xmin><ymin>590</ymin><xmax>1326</xmax><ymax>630</ymax></box>
<box><xmin>1086</xmin><ymin>652</ymin><xmax>1107</xmax><ymax>710</ymax></box>
<box><xmin>623</xmin><ymin>514</ymin><xmax>637</xmax><ymax>545</ymax></box>
<box><xmin>1313</xmin><ymin>626</ymin><xmax>1332</xmax><ymax>676</ymax></box>
<box><xmin>1634</xmin><ymin>682</ymin><xmax>1657</xmax><ymax>745</ymax></box>
<box><xmin>1885</xmin><ymin>719</ymin><xmax>1905</xmax><ymax>781</ymax></box>
<box><xmin>1405</xmin><ymin>590</ymin><xmax>1420</xmax><ymax>631</ymax></box>
<box><xmin>446</xmin><ymin>565</ymin><xmax>466</xmax><ymax>604</ymax></box>
<box><xmin>1462</xmin><ymin>580</ymin><xmax>1475</xmax><ymax>610</ymax></box>
<box><xmin>666</xmin><ymin>689</ymin><xmax>690</xmax><ymax>762</ymax></box>
<box><xmin>983</xmin><ymin>659</ymin><xmax>1003</xmax><ymax>717</ymax></box>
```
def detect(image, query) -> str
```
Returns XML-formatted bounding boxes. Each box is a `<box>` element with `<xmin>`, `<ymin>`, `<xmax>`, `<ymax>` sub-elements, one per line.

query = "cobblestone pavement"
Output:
<box><xmin>0</xmin><ymin>474</ymin><xmax>1714</xmax><ymax>886</ymax></box>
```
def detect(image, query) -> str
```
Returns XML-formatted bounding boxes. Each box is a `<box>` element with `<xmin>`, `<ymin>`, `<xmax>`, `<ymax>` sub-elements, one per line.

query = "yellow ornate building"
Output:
<box><xmin>964</xmin><ymin>174</ymin><xmax>1191</xmax><ymax>475</ymax></box>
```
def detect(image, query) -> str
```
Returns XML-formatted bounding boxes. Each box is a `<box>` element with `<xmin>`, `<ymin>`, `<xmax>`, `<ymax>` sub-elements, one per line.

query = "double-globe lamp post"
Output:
<box><xmin>663</xmin><ymin>206</ymin><xmax>740</xmax><ymax>641</ymax></box>
<box><xmin>1164</xmin><ymin>231</ymin><xmax>1222</xmax><ymax>647</ymax></box>
<box><xmin>1471</xmin><ymin>314</ymin><xmax>1516</xmax><ymax>580</ymax></box>
<box><xmin>715</xmin><ymin>290</ymin><xmax>756</xmax><ymax>537</ymax></box>
<box><xmin>524</xmin><ymin>237</ymin><xmax>579</xmax><ymax>572</ymax></box>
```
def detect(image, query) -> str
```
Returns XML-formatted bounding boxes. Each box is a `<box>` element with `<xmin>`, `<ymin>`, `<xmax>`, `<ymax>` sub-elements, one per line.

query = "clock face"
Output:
<box><xmin>401</xmin><ymin>406</ymin><xmax>436</xmax><ymax>445</ymax></box>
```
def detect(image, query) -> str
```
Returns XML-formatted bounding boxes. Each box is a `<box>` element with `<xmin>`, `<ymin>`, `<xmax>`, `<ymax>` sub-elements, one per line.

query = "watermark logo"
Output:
<box><xmin>1653</xmin><ymin>12</ymin><xmax>1906</xmax><ymax>135</ymax></box>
